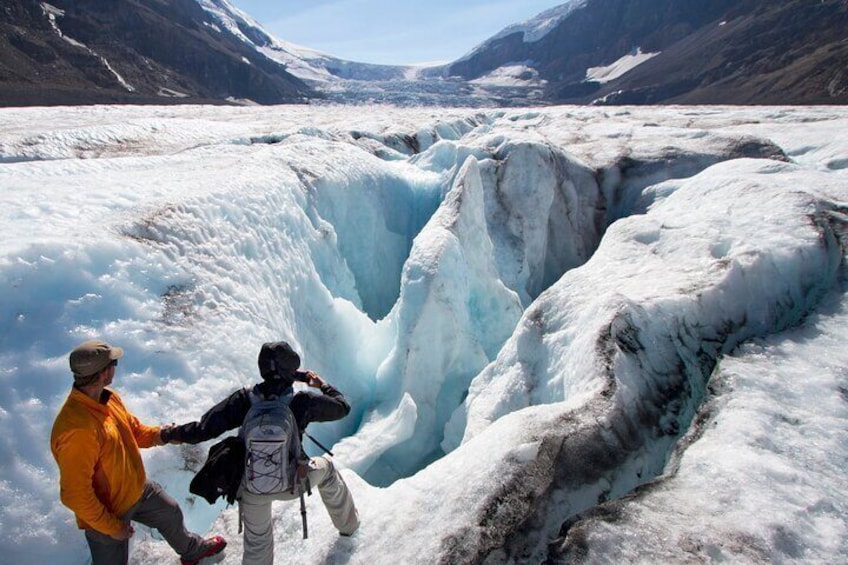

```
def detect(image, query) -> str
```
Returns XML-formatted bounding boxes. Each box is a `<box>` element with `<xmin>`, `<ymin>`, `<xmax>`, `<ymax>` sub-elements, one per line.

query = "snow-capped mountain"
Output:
<box><xmin>447</xmin><ymin>0</ymin><xmax>848</xmax><ymax>105</ymax></box>
<box><xmin>194</xmin><ymin>0</ymin><xmax>412</xmax><ymax>84</ymax></box>
<box><xmin>0</xmin><ymin>0</ymin><xmax>313</xmax><ymax>106</ymax></box>
<box><xmin>167</xmin><ymin>0</ymin><xmax>848</xmax><ymax>107</ymax></box>
<box><xmin>454</xmin><ymin>0</ymin><xmax>589</xmax><ymax>67</ymax></box>
<box><xmin>1</xmin><ymin>0</ymin><xmax>846</xmax><ymax>106</ymax></box>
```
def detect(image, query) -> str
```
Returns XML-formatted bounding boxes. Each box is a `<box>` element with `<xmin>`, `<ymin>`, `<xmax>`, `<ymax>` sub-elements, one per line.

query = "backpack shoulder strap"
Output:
<box><xmin>279</xmin><ymin>387</ymin><xmax>295</xmax><ymax>406</ymax></box>
<box><xmin>248</xmin><ymin>383</ymin><xmax>278</xmax><ymax>403</ymax></box>
<box><xmin>247</xmin><ymin>384</ymin><xmax>261</xmax><ymax>404</ymax></box>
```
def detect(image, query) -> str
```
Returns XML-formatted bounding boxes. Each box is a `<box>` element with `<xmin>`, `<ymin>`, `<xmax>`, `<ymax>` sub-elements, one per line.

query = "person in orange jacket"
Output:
<box><xmin>50</xmin><ymin>340</ymin><xmax>227</xmax><ymax>565</ymax></box>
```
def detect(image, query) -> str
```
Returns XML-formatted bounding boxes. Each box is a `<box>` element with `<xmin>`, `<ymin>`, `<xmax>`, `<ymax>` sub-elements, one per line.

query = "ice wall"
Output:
<box><xmin>436</xmin><ymin>160</ymin><xmax>848</xmax><ymax>562</ymax></box>
<box><xmin>334</xmin><ymin>132</ymin><xmax>607</xmax><ymax>483</ymax></box>
<box><xmin>4</xmin><ymin>105</ymin><xmax>847</xmax><ymax>565</ymax></box>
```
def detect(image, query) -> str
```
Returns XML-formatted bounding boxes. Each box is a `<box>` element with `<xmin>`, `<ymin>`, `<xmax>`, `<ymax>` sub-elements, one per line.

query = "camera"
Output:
<box><xmin>293</xmin><ymin>370</ymin><xmax>310</xmax><ymax>383</ymax></box>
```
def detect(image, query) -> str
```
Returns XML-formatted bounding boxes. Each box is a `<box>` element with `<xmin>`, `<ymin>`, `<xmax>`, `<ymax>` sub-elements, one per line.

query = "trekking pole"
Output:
<box><xmin>304</xmin><ymin>431</ymin><xmax>334</xmax><ymax>456</ymax></box>
<box><xmin>300</xmin><ymin>491</ymin><xmax>308</xmax><ymax>539</ymax></box>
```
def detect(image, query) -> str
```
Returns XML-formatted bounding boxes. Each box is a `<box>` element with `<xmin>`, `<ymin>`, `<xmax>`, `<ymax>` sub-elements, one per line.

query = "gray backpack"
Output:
<box><xmin>240</xmin><ymin>385</ymin><xmax>303</xmax><ymax>495</ymax></box>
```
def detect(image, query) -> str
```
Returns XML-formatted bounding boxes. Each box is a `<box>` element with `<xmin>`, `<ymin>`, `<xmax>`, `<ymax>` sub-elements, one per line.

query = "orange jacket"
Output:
<box><xmin>50</xmin><ymin>387</ymin><xmax>161</xmax><ymax>536</ymax></box>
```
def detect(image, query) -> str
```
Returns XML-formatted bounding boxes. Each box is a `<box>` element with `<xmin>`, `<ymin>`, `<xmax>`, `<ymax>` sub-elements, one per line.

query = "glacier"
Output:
<box><xmin>0</xmin><ymin>103</ymin><xmax>846</xmax><ymax>564</ymax></box>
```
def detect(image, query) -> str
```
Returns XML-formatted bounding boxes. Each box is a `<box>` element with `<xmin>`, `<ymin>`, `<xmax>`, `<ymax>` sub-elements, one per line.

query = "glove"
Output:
<box><xmin>159</xmin><ymin>423</ymin><xmax>182</xmax><ymax>445</ymax></box>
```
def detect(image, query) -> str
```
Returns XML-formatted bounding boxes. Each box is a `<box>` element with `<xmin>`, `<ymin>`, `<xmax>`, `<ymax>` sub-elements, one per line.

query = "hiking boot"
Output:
<box><xmin>339</xmin><ymin>508</ymin><xmax>360</xmax><ymax>537</ymax></box>
<box><xmin>339</xmin><ymin>521</ymin><xmax>359</xmax><ymax>537</ymax></box>
<box><xmin>180</xmin><ymin>535</ymin><xmax>227</xmax><ymax>565</ymax></box>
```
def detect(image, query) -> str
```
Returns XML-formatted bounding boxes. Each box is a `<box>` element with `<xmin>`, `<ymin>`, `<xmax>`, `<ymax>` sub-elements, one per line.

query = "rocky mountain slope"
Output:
<box><xmin>1</xmin><ymin>0</ymin><xmax>845</xmax><ymax>107</ymax></box>
<box><xmin>449</xmin><ymin>0</ymin><xmax>848</xmax><ymax>105</ymax></box>
<box><xmin>0</xmin><ymin>0</ymin><xmax>313</xmax><ymax>106</ymax></box>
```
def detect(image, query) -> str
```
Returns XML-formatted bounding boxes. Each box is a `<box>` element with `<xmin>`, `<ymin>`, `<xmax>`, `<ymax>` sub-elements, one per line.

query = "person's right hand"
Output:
<box><xmin>304</xmin><ymin>371</ymin><xmax>326</xmax><ymax>389</ymax></box>
<box><xmin>110</xmin><ymin>522</ymin><xmax>134</xmax><ymax>541</ymax></box>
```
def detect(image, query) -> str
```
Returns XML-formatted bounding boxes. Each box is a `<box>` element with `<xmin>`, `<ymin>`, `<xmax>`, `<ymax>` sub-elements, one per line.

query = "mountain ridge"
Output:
<box><xmin>1</xmin><ymin>0</ymin><xmax>845</xmax><ymax>107</ymax></box>
<box><xmin>0</xmin><ymin>0</ymin><xmax>313</xmax><ymax>106</ymax></box>
<box><xmin>449</xmin><ymin>0</ymin><xmax>848</xmax><ymax>105</ymax></box>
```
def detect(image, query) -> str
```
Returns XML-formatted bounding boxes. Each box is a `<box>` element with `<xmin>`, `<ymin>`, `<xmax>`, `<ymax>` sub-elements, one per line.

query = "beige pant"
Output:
<box><xmin>239</xmin><ymin>455</ymin><xmax>359</xmax><ymax>565</ymax></box>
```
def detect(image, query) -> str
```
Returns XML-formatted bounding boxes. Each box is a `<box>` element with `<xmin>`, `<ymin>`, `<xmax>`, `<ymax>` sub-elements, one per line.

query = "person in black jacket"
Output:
<box><xmin>160</xmin><ymin>342</ymin><xmax>359</xmax><ymax>564</ymax></box>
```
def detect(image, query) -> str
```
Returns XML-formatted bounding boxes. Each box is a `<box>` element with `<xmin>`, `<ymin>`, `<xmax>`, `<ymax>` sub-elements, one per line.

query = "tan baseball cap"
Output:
<box><xmin>69</xmin><ymin>340</ymin><xmax>124</xmax><ymax>381</ymax></box>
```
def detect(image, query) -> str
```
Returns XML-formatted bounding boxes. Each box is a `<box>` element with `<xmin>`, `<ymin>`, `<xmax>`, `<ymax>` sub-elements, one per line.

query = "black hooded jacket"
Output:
<box><xmin>161</xmin><ymin>378</ymin><xmax>350</xmax><ymax>445</ymax></box>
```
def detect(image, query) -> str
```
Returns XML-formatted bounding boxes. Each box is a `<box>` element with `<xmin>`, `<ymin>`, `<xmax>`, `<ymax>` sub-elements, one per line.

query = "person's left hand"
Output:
<box><xmin>109</xmin><ymin>522</ymin><xmax>134</xmax><ymax>541</ymax></box>
<box><xmin>158</xmin><ymin>423</ymin><xmax>182</xmax><ymax>445</ymax></box>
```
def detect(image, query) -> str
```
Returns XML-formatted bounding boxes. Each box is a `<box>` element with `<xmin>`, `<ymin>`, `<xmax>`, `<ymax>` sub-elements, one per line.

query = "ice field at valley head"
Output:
<box><xmin>1</xmin><ymin>103</ymin><xmax>847</xmax><ymax>564</ymax></box>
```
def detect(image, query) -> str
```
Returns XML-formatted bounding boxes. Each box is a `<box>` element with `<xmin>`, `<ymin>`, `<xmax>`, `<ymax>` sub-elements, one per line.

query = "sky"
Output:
<box><xmin>1</xmin><ymin>103</ymin><xmax>847</xmax><ymax>564</ymax></box>
<box><xmin>227</xmin><ymin>0</ymin><xmax>567</xmax><ymax>65</ymax></box>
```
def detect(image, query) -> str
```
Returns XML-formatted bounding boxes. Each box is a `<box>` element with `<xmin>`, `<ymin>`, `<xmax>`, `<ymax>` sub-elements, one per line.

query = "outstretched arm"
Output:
<box><xmin>160</xmin><ymin>388</ymin><xmax>250</xmax><ymax>445</ymax></box>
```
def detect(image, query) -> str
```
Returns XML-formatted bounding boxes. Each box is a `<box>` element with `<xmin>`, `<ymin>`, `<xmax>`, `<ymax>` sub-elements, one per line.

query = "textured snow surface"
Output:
<box><xmin>1</xmin><ymin>104</ymin><xmax>846</xmax><ymax>564</ymax></box>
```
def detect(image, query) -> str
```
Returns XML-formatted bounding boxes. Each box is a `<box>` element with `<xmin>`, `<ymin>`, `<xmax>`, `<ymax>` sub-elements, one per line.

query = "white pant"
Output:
<box><xmin>239</xmin><ymin>455</ymin><xmax>359</xmax><ymax>565</ymax></box>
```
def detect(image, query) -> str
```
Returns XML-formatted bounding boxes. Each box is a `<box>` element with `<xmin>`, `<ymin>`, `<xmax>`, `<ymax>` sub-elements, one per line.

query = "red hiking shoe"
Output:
<box><xmin>180</xmin><ymin>535</ymin><xmax>227</xmax><ymax>565</ymax></box>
